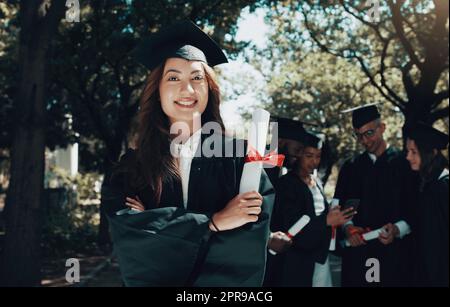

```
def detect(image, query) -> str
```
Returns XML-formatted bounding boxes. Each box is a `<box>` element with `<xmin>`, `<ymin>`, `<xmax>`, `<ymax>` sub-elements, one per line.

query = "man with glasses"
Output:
<box><xmin>334</xmin><ymin>104</ymin><xmax>416</xmax><ymax>287</ymax></box>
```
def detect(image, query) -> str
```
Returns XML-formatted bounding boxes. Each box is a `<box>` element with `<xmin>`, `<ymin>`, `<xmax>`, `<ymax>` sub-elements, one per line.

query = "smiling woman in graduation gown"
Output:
<box><xmin>102</xmin><ymin>20</ymin><xmax>275</xmax><ymax>287</ymax></box>
<box><xmin>103</xmin><ymin>134</ymin><xmax>274</xmax><ymax>286</ymax></box>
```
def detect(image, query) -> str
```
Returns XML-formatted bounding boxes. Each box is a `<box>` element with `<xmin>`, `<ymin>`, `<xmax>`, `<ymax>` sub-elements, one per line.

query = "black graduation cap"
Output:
<box><xmin>302</xmin><ymin>130</ymin><xmax>326</xmax><ymax>149</ymax></box>
<box><xmin>407</xmin><ymin>123</ymin><xmax>449</xmax><ymax>150</ymax></box>
<box><xmin>271</xmin><ymin>116</ymin><xmax>307</xmax><ymax>143</ymax></box>
<box><xmin>341</xmin><ymin>103</ymin><xmax>381</xmax><ymax>129</ymax></box>
<box><xmin>133</xmin><ymin>20</ymin><xmax>228</xmax><ymax>70</ymax></box>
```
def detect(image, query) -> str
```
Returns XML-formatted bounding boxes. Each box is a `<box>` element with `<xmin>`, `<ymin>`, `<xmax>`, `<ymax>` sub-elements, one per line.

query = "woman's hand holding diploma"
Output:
<box><xmin>209</xmin><ymin>191</ymin><xmax>263</xmax><ymax>232</ymax></box>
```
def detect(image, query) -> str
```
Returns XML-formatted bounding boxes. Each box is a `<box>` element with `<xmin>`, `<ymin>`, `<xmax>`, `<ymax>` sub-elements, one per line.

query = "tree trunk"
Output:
<box><xmin>0</xmin><ymin>0</ymin><xmax>64</xmax><ymax>286</ymax></box>
<box><xmin>401</xmin><ymin>88</ymin><xmax>437</xmax><ymax>149</ymax></box>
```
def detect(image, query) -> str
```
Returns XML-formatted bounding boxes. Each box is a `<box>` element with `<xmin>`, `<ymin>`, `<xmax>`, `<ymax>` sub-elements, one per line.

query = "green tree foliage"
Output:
<box><xmin>264</xmin><ymin>0</ymin><xmax>448</xmax><ymax>129</ymax></box>
<box><xmin>250</xmin><ymin>0</ymin><xmax>447</xmax><ymax>163</ymax></box>
<box><xmin>265</xmin><ymin>52</ymin><xmax>404</xmax><ymax>162</ymax></box>
<box><xmin>42</xmin><ymin>168</ymin><xmax>102</xmax><ymax>257</ymax></box>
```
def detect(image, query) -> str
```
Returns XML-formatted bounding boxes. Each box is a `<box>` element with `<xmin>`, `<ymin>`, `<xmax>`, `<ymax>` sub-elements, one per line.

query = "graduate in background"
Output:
<box><xmin>102</xmin><ymin>21</ymin><xmax>275</xmax><ymax>286</ymax></box>
<box><xmin>263</xmin><ymin>116</ymin><xmax>306</xmax><ymax>286</ymax></box>
<box><xmin>273</xmin><ymin>130</ymin><xmax>355</xmax><ymax>287</ymax></box>
<box><xmin>335</xmin><ymin>104</ymin><xmax>416</xmax><ymax>287</ymax></box>
<box><xmin>264</xmin><ymin>116</ymin><xmax>306</xmax><ymax>188</ymax></box>
<box><xmin>266</xmin><ymin>116</ymin><xmax>334</xmax><ymax>189</ymax></box>
<box><xmin>406</xmin><ymin>123</ymin><xmax>449</xmax><ymax>287</ymax></box>
<box><xmin>264</xmin><ymin>117</ymin><xmax>336</xmax><ymax>286</ymax></box>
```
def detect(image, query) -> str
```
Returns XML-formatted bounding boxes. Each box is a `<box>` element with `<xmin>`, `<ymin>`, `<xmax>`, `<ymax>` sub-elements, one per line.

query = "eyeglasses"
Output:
<box><xmin>353</xmin><ymin>126</ymin><xmax>379</xmax><ymax>140</ymax></box>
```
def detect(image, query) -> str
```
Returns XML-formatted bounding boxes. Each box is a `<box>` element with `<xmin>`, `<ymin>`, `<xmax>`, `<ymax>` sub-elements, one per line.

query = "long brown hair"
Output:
<box><xmin>413</xmin><ymin>139</ymin><xmax>449</xmax><ymax>190</ymax></box>
<box><xmin>134</xmin><ymin>60</ymin><xmax>225</xmax><ymax>204</ymax></box>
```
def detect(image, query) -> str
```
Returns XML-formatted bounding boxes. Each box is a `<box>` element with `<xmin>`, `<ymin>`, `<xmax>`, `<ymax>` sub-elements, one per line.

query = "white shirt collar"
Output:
<box><xmin>439</xmin><ymin>169</ymin><xmax>449</xmax><ymax>180</ymax></box>
<box><xmin>175</xmin><ymin>129</ymin><xmax>202</xmax><ymax>208</ymax></box>
<box><xmin>174</xmin><ymin>129</ymin><xmax>202</xmax><ymax>159</ymax></box>
<box><xmin>368</xmin><ymin>144</ymin><xmax>390</xmax><ymax>163</ymax></box>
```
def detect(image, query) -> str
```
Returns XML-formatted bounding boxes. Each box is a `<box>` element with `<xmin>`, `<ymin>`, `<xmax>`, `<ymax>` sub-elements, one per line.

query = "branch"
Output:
<box><xmin>302</xmin><ymin>9</ymin><xmax>347</xmax><ymax>59</ymax></box>
<box><xmin>74</xmin><ymin>70</ymin><xmax>111</xmax><ymax>144</ymax></box>
<box><xmin>339</xmin><ymin>0</ymin><xmax>388</xmax><ymax>42</ymax></box>
<box><xmin>52</xmin><ymin>59</ymin><xmax>110</xmax><ymax>145</ymax></box>
<box><xmin>350</xmin><ymin>79</ymin><xmax>372</xmax><ymax>101</ymax></box>
<box><xmin>379</xmin><ymin>36</ymin><xmax>407</xmax><ymax>107</ymax></box>
<box><xmin>388</xmin><ymin>0</ymin><xmax>424</xmax><ymax>71</ymax></box>
<box><xmin>435</xmin><ymin>90</ymin><xmax>450</xmax><ymax>101</ymax></box>
<box><xmin>401</xmin><ymin>61</ymin><xmax>415</xmax><ymax>95</ymax></box>
<box><xmin>424</xmin><ymin>0</ymin><xmax>450</xmax><ymax>72</ymax></box>
<box><xmin>432</xmin><ymin>90</ymin><xmax>450</xmax><ymax>109</ymax></box>
<box><xmin>402</xmin><ymin>16</ymin><xmax>427</xmax><ymax>47</ymax></box>
<box><xmin>431</xmin><ymin>0</ymin><xmax>449</xmax><ymax>39</ymax></box>
<box><xmin>354</xmin><ymin>53</ymin><xmax>404</xmax><ymax>111</ymax></box>
<box><xmin>430</xmin><ymin>106</ymin><xmax>449</xmax><ymax>123</ymax></box>
<box><xmin>302</xmin><ymin>2</ymin><xmax>406</xmax><ymax>112</ymax></box>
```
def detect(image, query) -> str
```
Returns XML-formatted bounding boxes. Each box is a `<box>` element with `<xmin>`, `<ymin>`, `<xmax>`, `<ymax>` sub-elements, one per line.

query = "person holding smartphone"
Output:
<box><xmin>334</xmin><ymin>104</ymin><xmax>417</xmax><ymax>287</ymax></box>
<box><xmin>271</xmin><ymin>130</ymin><xmax>355</xmax><ymax>287</ymax></box>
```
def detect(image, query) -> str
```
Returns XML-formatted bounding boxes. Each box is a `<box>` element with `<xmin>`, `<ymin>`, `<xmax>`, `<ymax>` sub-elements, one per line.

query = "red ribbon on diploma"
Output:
<box><xmin>348</xmin><ymin>226</ymin><xmax>371</xmax><ymax>242</ymax></box>
<box><xmin>286</xmin><ymin>232</ymin><xmax>299</xmax><ymax>239</ymax></box>
<box><xmin>245</xmin><ymin>146</ymin><xmax>285</xmax><ymax>167</ymax></box>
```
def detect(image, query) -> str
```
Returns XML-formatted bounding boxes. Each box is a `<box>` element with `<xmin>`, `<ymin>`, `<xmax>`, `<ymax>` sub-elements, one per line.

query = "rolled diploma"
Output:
<box><xmin>269</xmin><ymin>215</ymin><xmax>311</xmax><ymax>255</ymax></box>
<box><xmin>239</xmin><ymin>108</ymin><xmax>271</xmax><ymax>193</ymax></box>
<box><xmin>343</xmin><ymin>227</ymin><xmax>386</xmax><ymax>247</ymax></box>
<box><xmin>287</xmin><ymin>215</ymin><xmax>311</xmax><ymax>238</ymax></box>
<box><xmin>329</xmin><ymin>198</ymin><xmax>339</xmax><ymax>251</ymax></box>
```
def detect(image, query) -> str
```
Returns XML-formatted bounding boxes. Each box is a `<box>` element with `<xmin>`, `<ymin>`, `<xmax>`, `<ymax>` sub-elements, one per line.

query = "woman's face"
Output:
<box><xmin>406</xmin><ymin>138</ymin><xmax>421</xmax><ymax>171</ymax></box>
<box><xmin>299</xmin><ymin>146</ymin><xmax>322</xmax><ymax>175</ymax></box>
<box><xmin>279</xmin><ymin>139</ymin><xmax>303</xmax><ymax>169</ymax></box>
<box><xmin>159</xmin><ymin>58</ymin><xmax>209</xmax><ymax>125</ymax></box>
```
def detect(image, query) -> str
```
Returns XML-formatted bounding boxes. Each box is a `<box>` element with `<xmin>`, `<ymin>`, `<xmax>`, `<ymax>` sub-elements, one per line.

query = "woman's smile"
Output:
<box><xmin>174</xmin><ymin>98</ymin><xmax>198</xmax><ymax>108</ymax></box>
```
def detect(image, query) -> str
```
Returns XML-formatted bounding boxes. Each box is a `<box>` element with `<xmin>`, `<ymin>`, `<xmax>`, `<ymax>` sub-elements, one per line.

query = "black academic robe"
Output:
<box><xmin>103</xmin><ymin>133</ymin><xmax>275</xmax><ymax>287</ymax></box>
<box><xmin>262</xmin><ymin>166</ymin><xmax>283</xmax><ymax>287</ymax></box>
<box><xmin>272</xmin><ymin>172</ymin><xmax>332</xmax><ymax>287</ymax></box>
<box><xmin>413</xmin><ymin>170</ymin><xmax>449</xmax><ymax>287</ymax></box>
<box><xmin>334</xmin><ymin>147</ymin><xmax>416</xmax><ymax>287</ymax></box>
<box><xmin>265</xmin><ymin>166</ymin><xmax>282</xmax><ymax>189</ymax></box>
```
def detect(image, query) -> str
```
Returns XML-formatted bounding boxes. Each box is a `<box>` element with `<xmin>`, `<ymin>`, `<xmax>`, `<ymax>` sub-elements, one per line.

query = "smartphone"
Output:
<box><xmin>342</xmin><ymin>199</ymin><xmax>360</xmax><ymax>215</ymax></box>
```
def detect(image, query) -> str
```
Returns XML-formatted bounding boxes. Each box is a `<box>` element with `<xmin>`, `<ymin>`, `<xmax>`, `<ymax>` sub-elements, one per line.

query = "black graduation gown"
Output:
<box><xmin>334</xmin><ymin>147</ymin><xmax>416</xmax><ymax>287</ymax></box>
<box><xmin>272</xmin><ymin>172</ymin><xmax>332</xmax><ymax>287</ymax></box>
<box><xmin>413</xmin><ymin>170</ymin><xmax>449</xmax><ymax>287</ymax></box>
<box><xmin>265</xmin><ymin>166</ymin><xmax>282</xmax><ymax>188</ymax></box>
<box><xmin>102</xmin><ymin>134</ymin><xmax>275</xmax><ymax>287</ymax></box>
<box><xmin>262</xmin><ymin>166</ymin><xmax>283</xmax><ymax>287</ymax></box>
